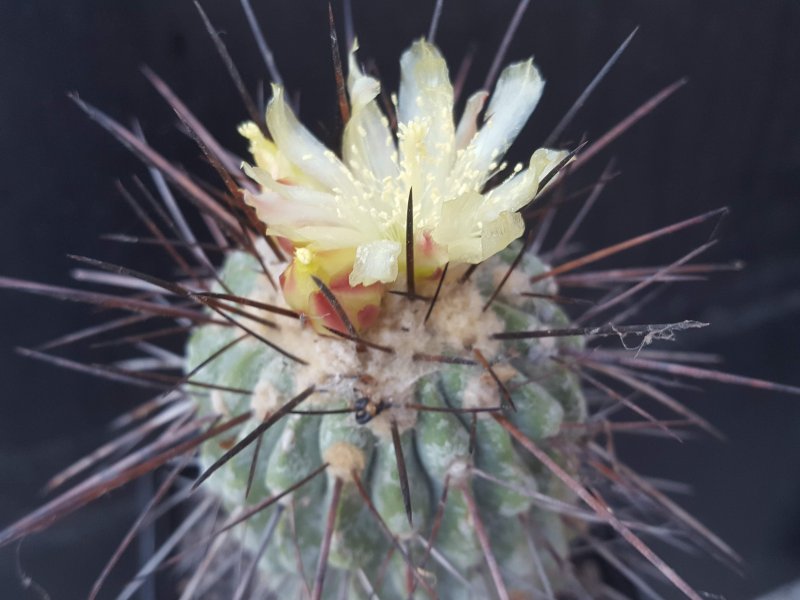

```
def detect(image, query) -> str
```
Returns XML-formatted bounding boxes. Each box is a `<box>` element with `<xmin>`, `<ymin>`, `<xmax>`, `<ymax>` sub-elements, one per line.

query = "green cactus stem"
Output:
<box><xmin>186</xmin><ymin>241</ymin><xmax>586</xmax><ymax>599</ymax></box>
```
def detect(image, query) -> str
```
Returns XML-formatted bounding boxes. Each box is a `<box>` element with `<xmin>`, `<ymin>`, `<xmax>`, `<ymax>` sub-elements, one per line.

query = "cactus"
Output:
<box><xmin>3</xmin><ymin>4</ymin><xmax>799</xmax><ymax>600</ymax></box>
<box><xmin>177</xmin><ymin>37</ymin><xmax>594</xmax><ymax>598</ymax></box>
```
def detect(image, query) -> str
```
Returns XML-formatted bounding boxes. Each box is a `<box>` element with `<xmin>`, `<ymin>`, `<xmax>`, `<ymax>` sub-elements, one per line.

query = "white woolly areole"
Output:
<box><xmin>447</xmin><ymin>458</ymin><xmax>472</xmax><ymax>486</ymax></box>
<box><xmin>209</xmin><ymin>389</ymin><xmax>230</xmax><ymax>417</ymax></box>
<box><xmin>323</xmin><ymin>442</ymin><xmax>366</xmax><ymax>481</ymax></box>
<box><xmin>462</xmin><ymin>363</ymin><xmax>518</xmax><ymax>411</ymax></box>
<box><xmin>251</xmin><ymin>374</ymin><xmax>282</xmax><ymax>422</ymax></box>
<box><xmin>246</xmin><ymin>239</ymin><xmax>504</xmax><ymax>436</ymax></box>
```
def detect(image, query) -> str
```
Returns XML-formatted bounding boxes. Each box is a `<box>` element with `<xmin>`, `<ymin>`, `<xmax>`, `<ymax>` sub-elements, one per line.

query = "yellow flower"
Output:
<box><xmin>242</xmin><ymin>39</ymin><xmax>566</xmax><ymax>331</ymax></box>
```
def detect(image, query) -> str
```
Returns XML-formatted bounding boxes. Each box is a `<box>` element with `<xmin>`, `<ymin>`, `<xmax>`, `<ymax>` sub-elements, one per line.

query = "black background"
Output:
<box><xmin>1</xmin><ymin>1</ymin><xmax>799</xmax><ymax>598</ymax></box>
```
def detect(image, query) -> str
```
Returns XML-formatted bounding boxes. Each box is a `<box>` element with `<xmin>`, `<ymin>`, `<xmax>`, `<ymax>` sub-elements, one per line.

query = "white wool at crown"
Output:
<box><xmin>244</xmin><ymin>239</ymin><xmax>504</xmax><ymax>439</ymax></box>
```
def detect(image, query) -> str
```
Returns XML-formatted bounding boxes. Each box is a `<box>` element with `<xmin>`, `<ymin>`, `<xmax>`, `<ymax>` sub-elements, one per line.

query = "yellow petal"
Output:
<box><xmin>238</xmin><ymin>121</ymin><xmax>305</xmax><ymax>183</ymax></box>
<box><xmin>479</xmin><ymin>211</ymin><xmax>525</xmax><ymax>260</ymax></box>
<box><xmin>433</xmin><ymin>191</ymin><xmax>484</xmax><ymax>263</ymax></box>
<box><xmin>276</xmin><ymin>225</ymin><xmax>375</xmax><ymax>250</ymax></box>
<box><xmin>484</xmin><ymin>148</ymin><xmax>569</xmax><ymax>220</ymax></box>
<box><xmin>434</xmin><ymin>192</ymin><xmax>482</xmax><ymax>242</ymax></box>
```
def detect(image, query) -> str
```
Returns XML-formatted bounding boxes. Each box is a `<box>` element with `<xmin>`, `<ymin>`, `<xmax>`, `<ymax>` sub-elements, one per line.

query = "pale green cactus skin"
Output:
<box><xmin>185</xmin><ymin>242</ymin><xmax>586</xmax><ymax>599</ymax></box>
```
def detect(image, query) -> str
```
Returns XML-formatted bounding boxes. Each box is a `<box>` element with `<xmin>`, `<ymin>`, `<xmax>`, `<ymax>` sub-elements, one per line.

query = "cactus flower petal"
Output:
<box><xmin>460</xmin><ymin>59</ymin><xmax>545</xmax><ymax>178</ymax></box>
<box><xmin>344</xmin><ymin>47</ymin><xmax>398</xmax><ymax>182</ymax></box>
<box><xmin>265</xmin><ymin>85</ymin><xmax>356</xmax><ymax>194</ymax></box>
<box><xmin>455</xmin><ymin>90</ymin><xmax>490</xmax><ymax>150</ymax></box>
<box><xmin>351</xmin><ymin>240</ymin><xmax>402</xmax><ymax>287</ymax></box>
<box><xmin>242</xmin><ymin>39</ymin><xmax>568</xmax><ymax>331</ymax></box>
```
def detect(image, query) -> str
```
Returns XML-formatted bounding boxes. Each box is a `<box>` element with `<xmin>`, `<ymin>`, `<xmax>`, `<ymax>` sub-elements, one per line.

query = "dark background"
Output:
<box><xmin>1</xmin><ymin>1</ymin><xmax>798</xmax><ymax>598</ymax></box>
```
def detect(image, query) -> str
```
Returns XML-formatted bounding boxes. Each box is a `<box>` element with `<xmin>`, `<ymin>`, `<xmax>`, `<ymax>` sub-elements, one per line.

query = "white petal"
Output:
<box><xmin>443</xmin><ymin>237</ymin><xmax>483</xmax><ymax>265</ymax></box>
<box><xmin>479</xmin><ymin>211</ymin><xmax>525</xmax><ymax>260</ymax></box>
<box><xmin>343</xmin><ymin>50</ymin><xmax>398</xmax><ymax>182</ymax></box>
<box><xmin>266</xmin><ymin>84</ymin><xmax>355</xmax><ymax>194</ymax></box>
<box><xmin>463</xmin><ymin>59</ymin><xmax>544</xmax><ymax>178</ymax></box>
<box><xmin>432</xmin><ymin>191</ymin><xmax>484</xmax><ymax>263</ymax></box>
<box><xmin>434</xmin><ymin>192</ymin><xmax>483</xmax><ymax>245</ymax></box>
<box><xmin>275</xmin><ymin>224</ymin><xmax>374</xmax><ymax>250</ymax></box>
<box><xmin>244</xmin><ymin>187</ymin><xmax>342</xmax><ymax>234</ymax></box>
<box><xmin>397</xmin><ymin>40</ymin><xmax>457</xmax><ymax>218</ymax></box>
<box><xmin>238</xmin><ymin>121</ymin><xmax>304</xmax><ymax>182</ymax></box>
<box><xmin>433</xmin><ymin>193</ymin><xmax>525</xmax><ymax>264</ymax></box>
<box><xmin>483</xmin><ymin>148</ymin><xmax>568</xmax><ymax>220</ymax></box>
<box><xmin>454</xmin><ymin>91</ymin><xmax>489</xmax><ymax>150</ymax></box>
<box><xmin>398</xmin><ymin>40</ymin><xmax>454</xmax><ymax>129</ymax></box>
<box><xmin>242</xmin><ymin>164</ymin><xmax>341</xmax><ymax>226</ymax></box>
<box><xmin>349</xmin><ymin>240</ymin><xmax>402</xmax><ymax>286</ymax></box>
<box><xmin>534</xmin><ymin>148</ymin><xmax>570</xmax><ymax>191</ymax></box>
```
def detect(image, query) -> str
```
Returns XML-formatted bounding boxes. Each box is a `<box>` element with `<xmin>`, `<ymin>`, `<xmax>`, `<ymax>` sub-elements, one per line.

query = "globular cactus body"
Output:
<box><xmin>186</xmin><ymin>241</ymin><xmax>586</xmax><ymax>598</ymax></box>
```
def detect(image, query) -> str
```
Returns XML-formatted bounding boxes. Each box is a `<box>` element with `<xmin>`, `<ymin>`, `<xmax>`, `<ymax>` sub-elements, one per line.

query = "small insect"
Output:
<box><xmin>354</xmin><ymin>397</ymin><xmax>389</xmax><ymax>424</ymax></box>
